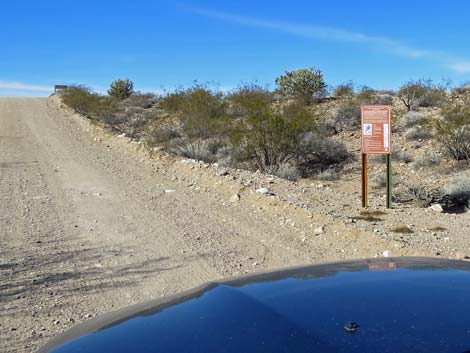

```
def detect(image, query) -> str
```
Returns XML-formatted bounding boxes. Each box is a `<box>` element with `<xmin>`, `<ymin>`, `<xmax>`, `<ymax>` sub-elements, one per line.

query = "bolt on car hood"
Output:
<box><xmin>37</xmin><ymin>257</ymin><xmax>470</xmax><ymax>353</ymax></box>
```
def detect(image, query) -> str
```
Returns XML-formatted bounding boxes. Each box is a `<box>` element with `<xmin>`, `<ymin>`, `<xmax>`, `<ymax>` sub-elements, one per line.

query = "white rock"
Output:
<box><xmin>165</xmin><ymin>189</ymin><xmax>176</xmax><ymax>194</ymax></box>
<box><xmin>230</xmin><ymin>194</ymin><xmax>240</xmax><ymax>202</ymax></box>
<box><xmin>382</xmin><ymin>250</ymin><xmax>391</xmax><ymax>257</ymax></box>
<box><xmin>430</xmin><ymin>204</ymin><xmax>444</xmax><ymax>213</ymax></box>
<box><xmin>314</xmin><ymin>226</ymin><xmax>324</xmax><ymax>235</ymax></box>
<box><xmin>256</xmin><ymin>187</ymin><xmax>270</xmax><ymax>194</ymax></box>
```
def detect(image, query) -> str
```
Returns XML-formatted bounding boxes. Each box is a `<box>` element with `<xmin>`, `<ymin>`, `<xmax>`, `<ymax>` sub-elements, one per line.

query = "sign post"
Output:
<box><xmin>361</xmin><ymin>105</ymin><xmax>392</xmax><ymax>208</ymax></box>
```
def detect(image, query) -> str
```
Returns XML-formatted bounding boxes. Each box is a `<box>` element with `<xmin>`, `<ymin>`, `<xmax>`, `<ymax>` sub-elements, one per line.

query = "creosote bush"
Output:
<box><xmin>160</xmin><ymin>85</ymin><xmax>228</xmax><ymax>140</ymax></box>
<box><xmin>231</xmin><ymin>101</ymin><xmax>316</xmax><ymax>171</ymax></box>
<box><xmin>397</xmin><ymin>79</ymin><xmax>448</xmax><ymax>111</ymax></box>
<box><xmin>61</xmin><ymin>85</ymin><xmax>116</xmax><ymax>118</ymax></box>
<box><xmin>431</xmin><ymin>93</ymin><xmax>470</xmax><ymax>161</ymax></box>
<box><xmin>333</xmin><ymin>81</ymin><xmax>355</xmax><ymax>98</ymax></box>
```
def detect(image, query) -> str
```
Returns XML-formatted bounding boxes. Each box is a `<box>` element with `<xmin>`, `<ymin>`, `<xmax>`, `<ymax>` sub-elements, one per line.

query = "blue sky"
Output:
<box><xmin>2</xmin><ymin>0</ymin><xmax>470</xmax><ymax>96</ymax></box>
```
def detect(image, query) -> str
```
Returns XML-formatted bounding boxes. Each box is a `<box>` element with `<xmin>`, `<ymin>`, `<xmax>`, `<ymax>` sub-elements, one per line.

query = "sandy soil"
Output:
<box><xmin>0</xmin><ymin>97</ymin><xmax>468</xmax><ymax>352</ymax></box>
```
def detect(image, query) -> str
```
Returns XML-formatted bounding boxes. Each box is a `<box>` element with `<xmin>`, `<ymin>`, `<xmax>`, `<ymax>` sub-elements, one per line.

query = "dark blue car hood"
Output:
<box><xmin>37</xmin><ymin>257</ymin><xmax>470</xmax><ymax>353</ymax></box>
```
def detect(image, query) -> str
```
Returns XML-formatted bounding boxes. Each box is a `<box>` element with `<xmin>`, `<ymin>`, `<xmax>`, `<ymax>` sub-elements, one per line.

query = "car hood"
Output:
<box><xmin>37</xmin><ymin>257</ymin><xmax>470</xmax><ymax>353</ymax></box>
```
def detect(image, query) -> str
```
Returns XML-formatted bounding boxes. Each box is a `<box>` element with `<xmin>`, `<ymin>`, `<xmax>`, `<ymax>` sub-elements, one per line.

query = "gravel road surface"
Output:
<box><xmin>0</xmin><ymin>97</ymin><xmax>438</xmax><ymax>352</ymax></box>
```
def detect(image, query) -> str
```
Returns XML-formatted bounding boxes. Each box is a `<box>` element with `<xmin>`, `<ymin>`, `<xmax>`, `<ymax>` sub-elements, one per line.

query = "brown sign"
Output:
<box><xmin>361</xmin><ymin>105</ymin><xmax>392</xmax><ymax>154</ymax></box>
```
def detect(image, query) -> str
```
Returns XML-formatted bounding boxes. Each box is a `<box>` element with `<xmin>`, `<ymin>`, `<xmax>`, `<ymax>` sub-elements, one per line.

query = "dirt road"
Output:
<box><xmin>0</xmin><ymin>97</ymin><xmax>418</xmax><ymax>352</ymax></box>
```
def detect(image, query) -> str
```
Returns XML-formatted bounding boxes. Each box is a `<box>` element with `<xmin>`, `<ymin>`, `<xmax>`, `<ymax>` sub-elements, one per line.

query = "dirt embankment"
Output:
<box><xmin>0</xmin><ymin>96</ymin><xmax>467</xmax><ymax>353</ymax></box>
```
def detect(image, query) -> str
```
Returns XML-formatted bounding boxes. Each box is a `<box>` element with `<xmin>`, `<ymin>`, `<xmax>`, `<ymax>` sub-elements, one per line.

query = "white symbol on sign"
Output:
<box><xmin>363</xmin><ymin>123</ymin><xmax>373</xmax><ymax>136</ymax></box>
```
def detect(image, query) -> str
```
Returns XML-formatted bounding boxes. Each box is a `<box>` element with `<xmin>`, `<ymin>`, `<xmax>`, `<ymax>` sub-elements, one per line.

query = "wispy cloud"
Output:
<box><xmin>190</xmin><ymin>7</ymin><xmax>470</xmax><ymax>73</ymax></box>
<box><xmin>0</xmin><ymin>81</ymin><xmax>52</xmax><ymax>93</ymax></box>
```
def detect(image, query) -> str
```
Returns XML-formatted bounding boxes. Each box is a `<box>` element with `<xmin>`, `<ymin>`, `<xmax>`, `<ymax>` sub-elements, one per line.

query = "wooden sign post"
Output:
<box><xmin>361</xmin><ymin>106</ymin><xmax>392</xmax><ymax>208</ymax></box>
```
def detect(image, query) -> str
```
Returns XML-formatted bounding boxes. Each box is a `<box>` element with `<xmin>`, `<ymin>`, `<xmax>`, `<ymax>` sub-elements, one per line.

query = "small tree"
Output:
<box><xmin>275</xmin><ymin>68</ymin><xmax>327</xmax><ymax>104</ymax></box>
<box><xmin>108</xmin><ymin>79</ymin><xmax>134</xmax><ymax>100</ymax></box>
<box><xmin>397</xmin><ymin>79</ymin><xmax>447</xmax><ymax>111</ymax></box>
<box><xmin>397</xmin><ymin>80</ymin><xmax>428</xmax><ymax>111</ymax></box>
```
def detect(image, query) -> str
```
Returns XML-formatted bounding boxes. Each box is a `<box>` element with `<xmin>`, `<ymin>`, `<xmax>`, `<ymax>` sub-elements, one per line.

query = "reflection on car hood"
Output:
<box><xmin>37</xmin><ymin>257</ymin><xmax>470</xmax><ymax>353</ymax></box>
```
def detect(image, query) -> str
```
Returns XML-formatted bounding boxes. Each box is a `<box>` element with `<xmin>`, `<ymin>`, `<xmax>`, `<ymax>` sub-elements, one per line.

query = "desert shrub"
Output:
<box><xmin>122</xmin><ymin>93</ymin><xmax>157</xmax><ymax>109</ymax></box>
<box><xmin>404</xmin><ymin>126</ymin><xmax>433</xmax><ymax>141</ymax></box>
<box><xmin>371</xmin><ymin>173</ymin><xmax>387</xmax><ymax>189</ymax></box>
<box><xmin>332</xmin><ymin>86</ymin><xmax>390</xmax><ymax>132</ymax></box>
<box><xmin>314</xmin><ymin>167</ymin><xmax>339</xmax><ymax>181</ymax></box>
<box><xmin>393</xmin><ymin>147</ymin><xmax>413</xmax><ymax>163</ymax></box>
<box><xmin>403</xmin><ymin>184</ymin><xmax>433</xmax><ymax>206</ymax></box>
<box><xmin>397</xmin><ymin>80</ymin><xmax>430</xmax><ymax>111</ymax></box>
<box><xmin>398</xmin><ymin>79</ymin><xmax>448</xmax><ymax>111</ymax></box>
<box><xmin>214</xmin><ymin>145</ymin><xmax>239</xmax><ymax>167</ymax></box>
<box><xmin>431</xmin><ymin>94</ymin><xmax>470</xmax><ymax>161</ymax></box>
<box><xmin>333</xmin><ymin>81</ymin><xmax>355</xmax><ymax>98</ymax></box>
<box><xmin>107</xmin><ymin>107</ymin><xmax>156</xmax><ymax>138</ymax></box>
<box><xmin>419</xmin><ymin>86</ymin><xmax>447</xmax><ymax>108</ymax></box>
<box><xmin>275</xmin><ymin>67</ymin><xmax>327</xmax><ymax>104</ymax></box>
<box><xmin>443</xmin><ymin>172</ymin><xmax>470</xmax><ymax>207</ymax></box>
<box><xmin>334</xmin><ymin>100</ymin><xmax>361</xmax><ymax>132</ymax></box>
<box><xmin>403</xmin><ymin>111</ymin><xmax>427</xmax><ymax>128</ymax></box>
<box><xmin>231</xmin><ymin>103</ymin><xmax>316</xmax><ymax>171</ymax></box>
<box><xmin>296</xmin><ymin>134</ymin><xmax>351</xmax><ymax>175</ymax></box>
<box><xmin>169</xmin><ymin>138</ymin><xmax>222</xmax><ymax>163</ymax></box>
<box><xmin>61</xmin><ymin>85</ymin><xmax>116</xmax><ymax>117</ymax></box>
<box><xmin>356</xmin><ymin>85</ymin><xmax>376</xmax><ymax>102</ymax></box>
<box><xmin>108</xmin><ymin>79</ymin><xmax>134</xmax><ymax>100</ymax></box>
<box><xmin>144</xmin><ymin>126</ymin><xmax>181</xmax><ymax>147</ymax></box>
<box><xmin>413</xmin><ymin>153</ymin><xmax>442</xmax><ymax>168</ymax></box>
<box><xmin>160</xmin><ymin>85</ymin><xmax>228</xmax><ymax>140</ymax></box>
<box><xmin>266</xmin><ymin>163</ymin><xmax>301</xmax><ymax>181</ymax></box>
<box><xmin>227</xmin><ymin>84</ymin><xmax>273</xmax><ymax>117</ymax></box>
<box><xmin>373</xmin><ymin>93</ymin><xmax>394</xmax><ymax>105</ymax></box>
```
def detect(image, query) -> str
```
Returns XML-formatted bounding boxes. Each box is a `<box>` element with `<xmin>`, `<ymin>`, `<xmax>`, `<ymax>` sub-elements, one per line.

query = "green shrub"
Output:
<box><xmin>61</xmin><ymin>85</ymin><xmax>115</xmax><ymax>118</ymax></box>
<box><xmin>108</xmin><ymin>79</ymin><xmax>134</xmax><ymax>100</ymax></box>
<box><xmin>296</xmin><ymin>135</ymin><xmax>351</xmax><ymax>174</ymax></box>
<box><xmin>432</xmin><ymin>94</ymin><xmax>470</xmax><ymax>161</ymax></box>
<box><xmin>333</xmin><ymin>81</ymin><xmax>355</xmax><ymax>98</ymax></box>
<box><xmin>334</xmin><ymin>99</ymin><xmax>361</xmax><ymax>132</ymax></box>
<box><xmin>231</xmin><ymin>103</ymin><xmax>316</xmax><ymax>171</ymax></box>
<box><xmin>144</xmin><ymin>126</ymin><xmax>180</xmax><ymax>147</ymax></box>
<box><xmin>398</xmin><ymin>79</ymin><xmax>448</xmax><ymax>111</ymax></box>
<box><xmin>122</xmin><ymin>93</ymin><xmax>157</xmax><ymax>109</ymax></box>
<box><xmin>160</xmin><ymin>85</ymin><xmax>228</xmax><ymax>140</ymax></box>
<box><xmin>356</xmin><ymin>85</ymin><xmax>376</xmax><ymax>102</ymax></box>
<box><xmin>227</xmin><ymin>84</ymin><xmax>273</xmax><ymax>117</ymax></box>
<box><xmin>275</xmin><ymin>68</ymin><xmax>327</xmax><ymax>104</ymax></box>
